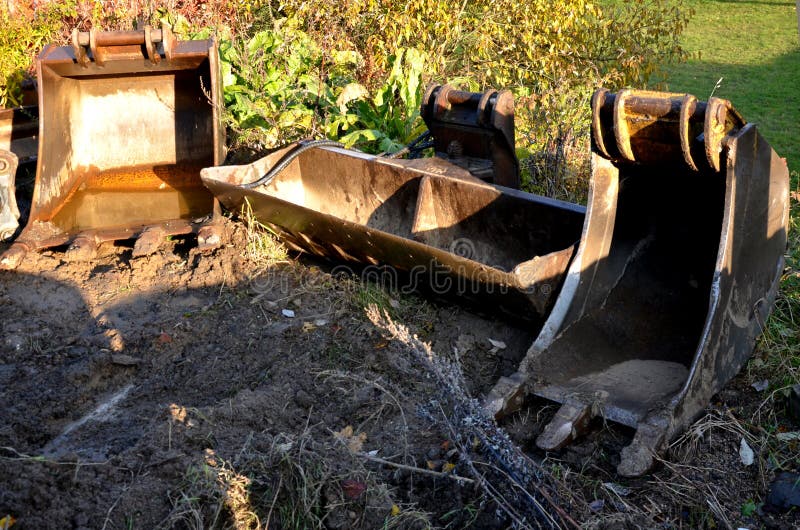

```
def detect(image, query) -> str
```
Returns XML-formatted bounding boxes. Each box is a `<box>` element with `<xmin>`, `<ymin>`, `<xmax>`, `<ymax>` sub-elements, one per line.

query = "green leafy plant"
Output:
<box><xmin>0</xmin><ymin>2</ymin><xmax>78</xmax><ymax>107</ymax></box>
<box><xmin>211</xmin><ymin>15</ymin><xmax>428</xmax><ymax>155</ymax></box>
<box><xmin>216</xmin><ymin>19</ymin><xmax>339</xmax><ymax>150</ymax></box>
<box><xmin>339</xmin><ymin>48</ymin><xmax>428</xmax><ymax>154</ymax></box>
<box><xmin>740</xmin><ymin>499</ymin><xmax>758</xmax><ymax>517</ymax></box>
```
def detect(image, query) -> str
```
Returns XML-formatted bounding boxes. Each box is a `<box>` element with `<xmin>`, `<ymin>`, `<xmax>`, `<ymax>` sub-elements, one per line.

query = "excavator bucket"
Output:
<box><xmin>487</xmin><ymin>89</ymin><xmax>790</xmax><ymax>476</ymax></box>
<box><xmin>0</xmin><ymin>105</ymin><xmax>38</xmax><ymax>240</ymax></box>
<box><xmin>0</xmin><ymin>27</ymin><xmax>224</xmax><ymax>269</ymax></box>
<box><xmin>201</xmin><ymin>142</ymin><xmax>584</xmax><ymax>322</ymax></box>
<box><xmin>201</xmin><ymin>86</ymin><xmax>584</xmax><ymax>322</ymax></box>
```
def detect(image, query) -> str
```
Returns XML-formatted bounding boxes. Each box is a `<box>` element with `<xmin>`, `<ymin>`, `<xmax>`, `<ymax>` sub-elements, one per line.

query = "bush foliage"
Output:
<box><xmin>1</xmin><ymin>0</ymin><xmax>693</xmax><ymax>195</ymax></box>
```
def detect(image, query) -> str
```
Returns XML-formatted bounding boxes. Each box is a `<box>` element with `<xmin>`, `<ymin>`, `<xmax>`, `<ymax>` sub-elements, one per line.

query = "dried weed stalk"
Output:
<box><xmin>366</xmin><ymin>305</ymin><xmax>581</xmax><ymax>529</ymax></box>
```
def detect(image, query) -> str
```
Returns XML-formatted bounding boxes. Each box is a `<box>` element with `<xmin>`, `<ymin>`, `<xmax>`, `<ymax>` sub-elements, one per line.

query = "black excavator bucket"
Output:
<box><xmin>487</xmin><ymin>89</ymin><xmax>790</xmax><ymax>476</ymax></box>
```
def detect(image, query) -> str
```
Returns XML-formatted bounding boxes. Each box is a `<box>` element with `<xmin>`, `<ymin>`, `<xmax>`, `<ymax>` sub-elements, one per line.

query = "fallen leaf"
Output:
<box><xmin>390</xmin><ymin>504</ymin><xmax>401</xmax><ymax>516</ymax></box>
<box><xmin>341</xmin><ymin>479</ymin><xmax>367</xmax><ymax>499</ymax></box>
<box><xmin>0</xmin><ymin>515</ymin><xmax>16</xmax><ymax>528</ymax></box>
<box><xmin>739</xmin><ymin>438</ymin><xmax>755</xmax><ymax>466</ymax></box>
<box><xmin>442</xmin><ymin>462</ymin><xmax>456</xmax><ymax>473</ymax></box>
<box><xmin>302</xmin><ymin>322</ymin><xmax>316</xmax><ymax>332</ymax></box>
<box><xmin>334</xmin><ymin>425</ymin><xmax>367</xmax><ymax>453</ymax></box>
<box><xmin>487</xmin><ymin>338</ymin><xmax>507</xmax><ymax>350</ymax></box>
<box><xmin>157</xmin><ymin>332</ymin><xmax>172</xmax><ymax>344</ymax></box>
<box><xmin>776</xmin><ymin>431</ymin><xmax>800</xmax><ymax>442</ymax></box>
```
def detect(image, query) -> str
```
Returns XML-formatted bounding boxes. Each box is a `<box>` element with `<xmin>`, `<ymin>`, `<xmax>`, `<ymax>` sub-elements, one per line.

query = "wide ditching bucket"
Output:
<box><xmin>201</xmin><ymin>143</ymin><xmax>585</xmax><ymax>323</ymax></box>
<box><xmin>201</xmin><ymin>85</ymin><xmax>585</xmax><ymax>323</ymax></box>
<box><xmin>488</xmin><ymin>89</ymin><xmax>790</xmax><ymax>476</ymax></box>
<box><xmin>1</xmin><ymin>27</ymin><xmax>224</xmax><ymax>269</ymax></box>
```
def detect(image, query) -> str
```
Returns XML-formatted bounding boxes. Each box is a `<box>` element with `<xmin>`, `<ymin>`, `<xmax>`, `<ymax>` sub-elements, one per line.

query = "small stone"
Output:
<box><xmin>111</xmin><ymin>354</ymin><xmax>141</xmax><ymax>367</ymax></box>
<box><xmin>282</xmin><ymin>309</ymin><xmax>295</xmax><ymax>318</ymax></box>
<box><xmin>787</xmin><ymin>385</ymin><xmax>800</xmax><ymax>422</ymax></box>
<box><xmin>765</xmin><ymin>472</ymin><xmax>800</xmax><ymax>513</ymax></box>
<box><xmin>294</xmin><ymin>389</ymin><xmax>313</xmax><ymax>409</ymax></box>
<box><xmin>739</xmin><ymin>438</ymin><xmax>754</xmax><ymax>466</ymax></box>
<box><xmin>589</xmin><ymin>499</ymin><xmax>604</xmax><ymax>512</ymax></box>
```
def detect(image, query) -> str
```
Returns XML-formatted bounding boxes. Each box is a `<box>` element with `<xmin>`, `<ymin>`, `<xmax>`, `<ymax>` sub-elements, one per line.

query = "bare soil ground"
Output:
<box><xmin>1</xmin><ymin>217</ymin><xmax>798</xmax><ymax>529</ymax></box>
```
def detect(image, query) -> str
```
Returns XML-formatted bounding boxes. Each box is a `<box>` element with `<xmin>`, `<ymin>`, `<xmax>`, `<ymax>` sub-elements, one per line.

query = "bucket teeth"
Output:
<box><xmin>197</xmin><ymin>223</ymin><xmax>223</xmax><ymax>251</ymax></box>
<box><xmin>64</xmin><ymin>236</ymin><xmax>98</xmax><ymax>262</ymax></box>
<box><xmin>536</xmin><ymin>402</ymin><xmax>593</xmax><ymax>452</ymax></box>
<box><xmin>484</xmin><ymin>372</ymin><xmax>529</xmax><ymax>419</ymax></box>
<box><xmin>617</xmin><ymin>421</ymin><xmax>667</xmax><ymax>477</ymax></box>
<box><xmin>0</xmin><ymin>243</ymin><xmax>27</xmax><ymax>270</ymax></box>
<box><xmin>132</xmin><ymin>226</ymin><xmax>167</xmax><ymax>258</ymax></box>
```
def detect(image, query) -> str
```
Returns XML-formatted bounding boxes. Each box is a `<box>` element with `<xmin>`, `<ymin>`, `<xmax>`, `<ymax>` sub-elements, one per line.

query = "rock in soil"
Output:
<box><xmin>765</xmin><ymin>472</ymin><xmax>800</xmax><ymax>513</ymax></box>
<box><xmin>788</xmin><ymin>384</ymin><xmax>800</xmax><ymax>422</ymax></box>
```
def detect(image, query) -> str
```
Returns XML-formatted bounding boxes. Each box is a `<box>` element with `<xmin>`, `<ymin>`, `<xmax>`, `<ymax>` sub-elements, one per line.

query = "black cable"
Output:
<box><xmin>408</xmin><ymin>139</ymin><xmax>435</xmax><ymax>159</ymax></box>
<box><xmin>385</xmin><ymin>130</ymin><xmax>433</xmax><ymax>159</ymax></box>
<box><xmin>241</xmin><ymin>139</ymin><xmax>344</xmax><ymax>189</ymax></box>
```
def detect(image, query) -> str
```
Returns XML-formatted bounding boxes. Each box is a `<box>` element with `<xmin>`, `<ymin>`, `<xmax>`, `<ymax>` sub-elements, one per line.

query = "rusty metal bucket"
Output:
<box><xmin>0</xmin><ymin>27</ymin><xmax>225</xmax><ymax>268</ymax></box>
<box><xmin>487</xmin><ymin>89</ymin><xmax>790</xmax><ymax>476</ymax></box>
<box><xmin>201</xmin><ymin>143</ymin><xmax>585</xmax><ymax>322</ymax></box>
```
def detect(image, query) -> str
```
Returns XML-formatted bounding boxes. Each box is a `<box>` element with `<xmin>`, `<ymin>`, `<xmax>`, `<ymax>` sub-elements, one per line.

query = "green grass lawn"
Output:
<box><xmin>661</xmin><ymin>0</ymin><xmax>800</xmax><ymax>175</ymax></box>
